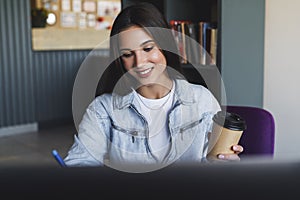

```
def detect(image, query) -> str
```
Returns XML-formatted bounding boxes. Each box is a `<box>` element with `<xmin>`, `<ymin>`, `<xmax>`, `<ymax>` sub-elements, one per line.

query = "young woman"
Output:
<box><xmin>64</xmin><ymin>2</ymin><xmax>243</xmax><ymax>172</ymax></box>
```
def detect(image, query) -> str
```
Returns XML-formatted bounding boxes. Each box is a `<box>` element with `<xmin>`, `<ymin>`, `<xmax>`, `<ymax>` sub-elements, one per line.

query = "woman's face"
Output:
<box><xmin>118</xmin><ymin>26</ymin><xmax>169</xmax><ymax>86</ymax></box>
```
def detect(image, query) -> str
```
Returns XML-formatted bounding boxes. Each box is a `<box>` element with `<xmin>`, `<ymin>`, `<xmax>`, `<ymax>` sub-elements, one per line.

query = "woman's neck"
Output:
<box><xmin>137</xmin><ymin>79</ymin><xmax>173</xmax><ymax>99</ymax></box>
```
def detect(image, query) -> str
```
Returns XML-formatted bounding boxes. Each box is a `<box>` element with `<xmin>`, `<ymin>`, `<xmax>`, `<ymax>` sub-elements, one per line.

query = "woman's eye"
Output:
<box><xmin>143</xmin><ymin>46</ymin><xmax>154</xmax><ymax>52</ymax></box>
<box><xmin>121</xmin><ymin>52</ymin><xmax>133</xmax><ymax>58</ymax></box>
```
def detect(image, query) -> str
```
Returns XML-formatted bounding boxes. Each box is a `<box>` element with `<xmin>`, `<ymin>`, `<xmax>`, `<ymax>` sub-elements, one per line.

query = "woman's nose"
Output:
<box><xmin>134</xmin><ymin>50</ymin><xmax>147</xmax><ymax>67</ymax></box>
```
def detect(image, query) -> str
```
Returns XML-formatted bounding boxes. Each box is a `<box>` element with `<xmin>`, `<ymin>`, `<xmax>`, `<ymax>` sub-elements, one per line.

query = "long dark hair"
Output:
<box><xmin>96</xmin><ymin>2</ymin><xmax>183</xmax><ymax>96</ymax></box>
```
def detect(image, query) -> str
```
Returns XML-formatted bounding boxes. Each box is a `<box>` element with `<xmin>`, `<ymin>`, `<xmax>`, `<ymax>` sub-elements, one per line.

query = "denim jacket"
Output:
<box><xmin>64</xmin><ymin>79</ymin><xmax>221</xmax><ymax>172</ymax></box>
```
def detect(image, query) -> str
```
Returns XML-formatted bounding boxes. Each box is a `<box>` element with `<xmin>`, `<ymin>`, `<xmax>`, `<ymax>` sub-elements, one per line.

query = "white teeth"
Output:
<box><xmin>139</xmin><ymin>68</ymin><xmax>152</xmax><ymax>75</ymax></box>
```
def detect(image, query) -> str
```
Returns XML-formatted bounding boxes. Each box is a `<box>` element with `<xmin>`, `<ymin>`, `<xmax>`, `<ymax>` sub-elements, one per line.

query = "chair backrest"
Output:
<box><xmin>225</xmin><ymin>105</ymin><xmax>275</xmax><ymax>157</ymax></box>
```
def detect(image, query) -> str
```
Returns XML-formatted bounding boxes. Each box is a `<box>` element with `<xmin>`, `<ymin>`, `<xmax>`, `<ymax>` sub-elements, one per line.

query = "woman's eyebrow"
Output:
<box><xmin>140</xmin><ymin>39</ymin><xmax>155</xmax><ymax>46</ymax></box>
<box><xmin>119</xmin><ymin>40</ymin><xmax>155</xmax><ymax>51</ymax></box>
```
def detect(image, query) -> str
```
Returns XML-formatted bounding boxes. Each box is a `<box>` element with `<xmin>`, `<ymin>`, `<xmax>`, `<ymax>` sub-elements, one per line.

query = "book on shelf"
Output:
<box><xmin>209</xmin><ymin>27</ymin><xmax>217</xmax><ymax>65</ymax></box>
<box><xmin>170</xmin><ymin>20</ymin><xmax>190</xmax><ymax>64</ymax></box>
<box><xmin>199</xmin><ymin>22</ymin><xmax>217</xmax><ymax>65</ymax></box>
<box><xmin>170</xmin><ymin>20</ymin><xmax>218</xmax><ymax>66</ymax></box>
<box><xmin>186</xmin><ymin>23</ymin><xmax>200</xmax><ymax>64</ymax></box>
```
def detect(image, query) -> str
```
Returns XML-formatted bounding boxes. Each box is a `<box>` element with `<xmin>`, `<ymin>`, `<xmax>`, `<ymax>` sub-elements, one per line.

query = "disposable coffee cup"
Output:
<box><xmin>207</xmin><ymin>110</ymin><xmax>247</xmax><ymax>159</ymax></box>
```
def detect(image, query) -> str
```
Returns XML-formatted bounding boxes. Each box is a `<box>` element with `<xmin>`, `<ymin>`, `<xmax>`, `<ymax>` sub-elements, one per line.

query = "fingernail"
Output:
<box><xmin>218</xmin><ymin>154</ymin><xmax>225</xmax><ymax>159</ymax></box>
<box><xmin>233</xmin><ymin>146</ymin><xmax>238</xmax><ymax>151</ymax></box>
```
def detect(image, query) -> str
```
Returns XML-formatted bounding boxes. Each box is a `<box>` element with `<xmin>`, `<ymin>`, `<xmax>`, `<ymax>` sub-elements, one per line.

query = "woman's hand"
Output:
<box><xmin>217</xmin><ymin>145</ymin><xmax>244</xmax><ymax>161</ymax></box>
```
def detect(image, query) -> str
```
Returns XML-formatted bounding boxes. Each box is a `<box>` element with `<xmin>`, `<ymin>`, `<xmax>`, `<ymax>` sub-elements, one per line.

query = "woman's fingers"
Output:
<box><xmin>232</xmin><ymin>145</ymin><xmax>244</xmax><ymax>154</ymax></box>
<box><xmin>217</xmin><ymin>145</ymin><xmax>244</xmax><ymax>161</ymax></box>
<box><xmin>218</xmin><ymin>153</ymin><xmax>240</xmax><ymax>161</ymax></box>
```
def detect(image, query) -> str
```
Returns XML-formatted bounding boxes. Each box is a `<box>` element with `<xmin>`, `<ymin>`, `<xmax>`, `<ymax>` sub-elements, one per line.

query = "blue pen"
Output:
<box><xmin>52</xmin><ymin>149</ymin><xmax>67</xmax><ymax>167</ymax></box>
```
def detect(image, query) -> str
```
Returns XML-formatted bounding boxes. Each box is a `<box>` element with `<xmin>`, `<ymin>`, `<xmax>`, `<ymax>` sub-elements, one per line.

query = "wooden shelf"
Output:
<box><xmin>31</xmin><ymin>27</ymin><xmax>110</xmax><ymax>51</ymax></box>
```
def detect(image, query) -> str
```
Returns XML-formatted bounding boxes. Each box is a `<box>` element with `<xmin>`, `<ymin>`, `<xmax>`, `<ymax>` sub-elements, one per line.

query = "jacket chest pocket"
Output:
<box><xmin>179</xmin><ymin>118</ymin><xmax>204</xmax><ymax>133</ymax></box>
<box><xmin>175</xmin><ymin>118</ymin><xmax>207</xmax><ymax>145</ymax></box>
<box><xmin>172</xmin><ymin>118</ymin><xmax>206</xmax><ymax>157</ymax></box>
<box><xmin>110</xmin><ymin>123</ymin><xmax>146</xmax><ymax>152</ymax></box>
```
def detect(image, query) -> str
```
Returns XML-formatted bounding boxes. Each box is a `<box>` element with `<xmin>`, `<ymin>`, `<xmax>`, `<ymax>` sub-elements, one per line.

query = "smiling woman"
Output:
<box><xmin>63</xmin><ymin>2</ymin><xmax>244</xmax><ymax>173</ymax></box>
<box><xmin>118</xmin><ymin>26</ymin><xmax>171</xmax><ymax>93</ymax></box>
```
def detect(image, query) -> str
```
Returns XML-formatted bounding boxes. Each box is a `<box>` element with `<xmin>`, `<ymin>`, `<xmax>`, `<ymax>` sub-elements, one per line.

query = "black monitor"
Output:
<box><xmin>1</xmin><ymin>159</ymin><xmax>300</xmax><ymax>199</ymax></box>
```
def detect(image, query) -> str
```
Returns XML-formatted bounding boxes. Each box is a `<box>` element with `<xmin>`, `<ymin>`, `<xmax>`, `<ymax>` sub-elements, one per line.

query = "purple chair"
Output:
<box><xmin>225</xmin><ymin>105</ymin><xmax>275</xmax><ymax>157</ymax></box>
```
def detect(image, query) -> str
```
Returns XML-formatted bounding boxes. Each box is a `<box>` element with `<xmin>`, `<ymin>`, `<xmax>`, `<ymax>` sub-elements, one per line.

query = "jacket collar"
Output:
<box><xmin>173</xmin><ymin>79</ymin><xmax>195</xmax><ymax>104</ymax></box>
<box><xmin>113</xmin><ymin>79</ymin><xmax>195</xmax><ymax>110</ymax></box>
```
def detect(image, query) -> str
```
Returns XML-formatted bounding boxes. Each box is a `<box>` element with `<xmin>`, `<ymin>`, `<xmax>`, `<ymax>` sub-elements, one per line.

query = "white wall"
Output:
<box><xmin>264</xmin><ymin>0</ymin><xmax>300</xmax><ymax>160</ymax></box>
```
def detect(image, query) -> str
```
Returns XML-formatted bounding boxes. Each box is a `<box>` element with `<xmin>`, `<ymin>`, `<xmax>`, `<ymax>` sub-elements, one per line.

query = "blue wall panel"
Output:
<box><xmin>221</xmin><ymin>0</ymin><xmax>265</xmax><ymax>107</ymax></box>
<box><xmin>1</xmin><ymin>0</ymin><xmax>36</xmax><ymax>126</ymax></box>
<box><xmin>0</xmin><ymin>0</ymin><xmax>103</xmax><ymax>128</ymax></box>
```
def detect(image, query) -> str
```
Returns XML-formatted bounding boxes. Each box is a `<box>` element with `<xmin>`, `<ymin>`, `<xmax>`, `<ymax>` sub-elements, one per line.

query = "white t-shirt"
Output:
<box><xmin>133</xmin><ymin>83</ymin><xmax>175</xmax><ymax>161</ymax></box>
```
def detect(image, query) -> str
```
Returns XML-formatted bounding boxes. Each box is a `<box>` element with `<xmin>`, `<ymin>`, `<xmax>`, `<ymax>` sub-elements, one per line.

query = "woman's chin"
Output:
<box><xmin>136</xmin><ymin>79</ymin><xmax>157</xmax><ymax>87</ymax></box>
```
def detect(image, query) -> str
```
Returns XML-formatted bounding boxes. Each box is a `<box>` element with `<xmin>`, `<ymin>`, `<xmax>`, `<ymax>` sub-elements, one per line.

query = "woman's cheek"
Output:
<box><xmin>150</xmin><ymin>52</ymin><xmax>162</xmax><ymax>62</ymax></box>
<box><xmin>122</xmin><ymin>59</ymin><xmax>133</xmax><ymax>71</ymax></box>
<box><xmin>150</xmin><ymin>50</ymin><xmax>167</xmax><ymax>66</ymax></box>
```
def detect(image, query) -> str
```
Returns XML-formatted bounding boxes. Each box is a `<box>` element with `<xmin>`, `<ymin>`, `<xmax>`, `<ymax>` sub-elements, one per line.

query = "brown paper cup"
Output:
<box><xmin>207</xmin><ymin>111</ymin><xmax>246</xmax><ymax>159</ymax></box>
<box><xmin>207</xmin><ymin>123</ymin><xmax>243</xmax><ymax>157</ymax></box>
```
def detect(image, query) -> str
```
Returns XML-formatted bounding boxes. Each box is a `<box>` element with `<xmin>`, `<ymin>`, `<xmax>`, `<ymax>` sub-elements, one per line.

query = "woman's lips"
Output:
<box><xmin>135</xmin><ymin>66</ymin><xmax>154</xmax><ymax>78</ymax></box>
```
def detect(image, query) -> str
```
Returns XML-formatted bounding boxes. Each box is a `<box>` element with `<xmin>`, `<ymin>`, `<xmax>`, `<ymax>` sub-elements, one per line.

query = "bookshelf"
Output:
<box><xmin>121</xmin><ymin>0</ymin><xmax>222</xmax><ymax>101</ymax></box>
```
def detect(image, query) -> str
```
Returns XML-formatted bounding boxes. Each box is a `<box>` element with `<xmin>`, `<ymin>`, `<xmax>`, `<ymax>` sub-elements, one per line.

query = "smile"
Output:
<box><xmin>138</xmin><ymin>68</ymin><xmax>152</xmax><ymax>75</ymax></box>
<box><xmin>135</xmin><ymin>67</ymin><xmax>154</xmax><ymax>77</ymax></box>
